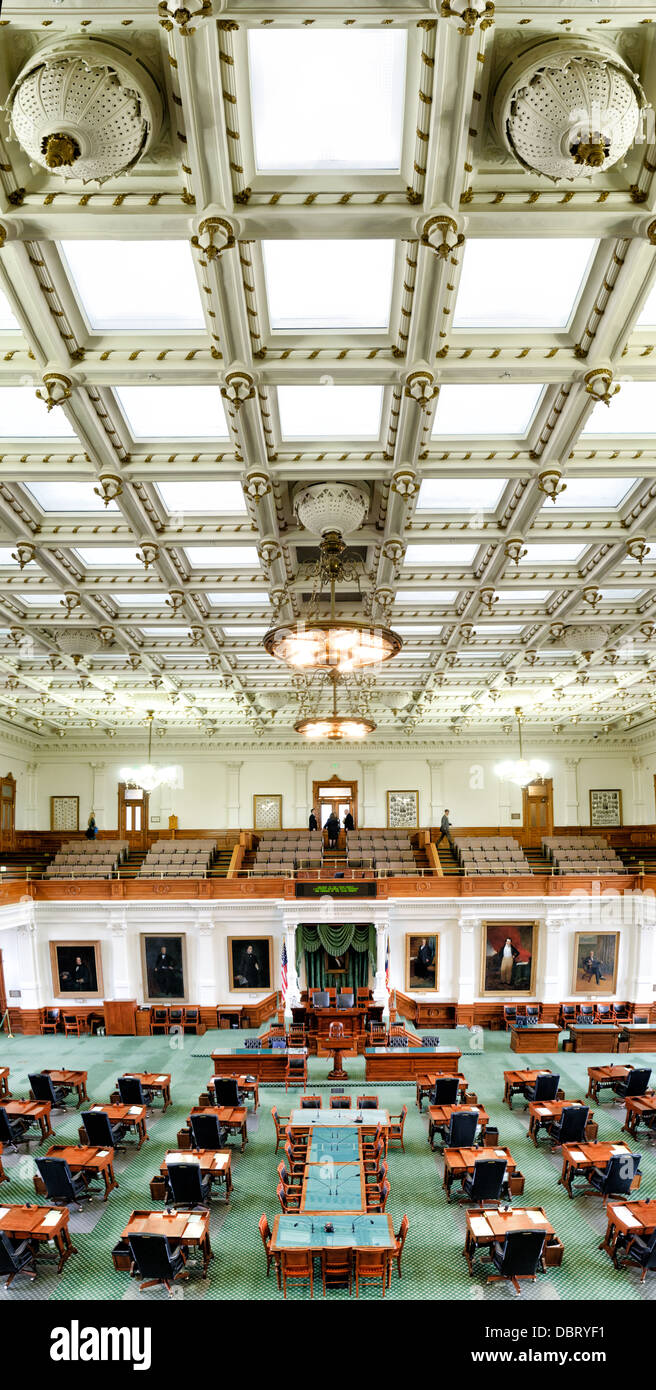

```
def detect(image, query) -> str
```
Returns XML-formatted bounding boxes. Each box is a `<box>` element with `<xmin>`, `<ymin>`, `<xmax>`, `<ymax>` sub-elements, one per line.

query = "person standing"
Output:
<box><xmin>344</xmin><ymin>809</ymin><xmax>354</xmax><ymax>832</ymax></box>
<box><xmin>85</xmin><ymin>814</ymin><xmax>98</xmax><ymax>840</ymax></box>
<box><xmin>308</xmin><ymin>809</ymin><xmax>318</xmax><ymax>831</ymax></box>
<box><xmin>436</xmin><ymin>809</ymin><xmax>454</xmax><ymax>851</ymax></box>
<box><xmin>326</xmin><ymin>811</ymin><xmax>340</xmax><ymax>849</ymax></box>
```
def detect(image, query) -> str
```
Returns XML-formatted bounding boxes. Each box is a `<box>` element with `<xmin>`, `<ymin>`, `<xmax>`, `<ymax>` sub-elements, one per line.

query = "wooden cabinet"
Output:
<box><xmin>104</xmin><ymin>999</ymin><xmax>137</xmax><ymax>1035</ymax></box>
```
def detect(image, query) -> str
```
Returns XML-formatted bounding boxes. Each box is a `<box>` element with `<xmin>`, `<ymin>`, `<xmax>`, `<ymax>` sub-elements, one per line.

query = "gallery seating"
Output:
<box><xmin>252</xmin><ymin>831</ymin><xmax>323</xmax><ymax>873</ymax></box>
<box><xmin>44</xmin><ymin>840</ymin><xmax>129</xmax><ymax>878</ymax></box>
<box><xmin>452</xmin><ymin>837</ymin><xmax>531</xmax><ymax>875</ymax></box>
<box><xmin>346</xmin><ymin>831</ymin><xmax>416</xmax><ymax>873</ymax></box>
<box><xmin>542</xmin><ymin>836</ymin><xmax>625</xmax><ymax>874</ymax></box>
<box><xmin>139</xmin><ymin>840</ymin><xmax>216</xmax><ymax>876</ymax></box>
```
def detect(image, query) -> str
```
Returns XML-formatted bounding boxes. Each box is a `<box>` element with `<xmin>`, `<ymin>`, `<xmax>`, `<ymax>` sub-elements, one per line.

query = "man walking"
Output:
<box><xmin>436</xmin><ymin>809</ymin><xmax>454</xmax><ymax>852</ymax></box>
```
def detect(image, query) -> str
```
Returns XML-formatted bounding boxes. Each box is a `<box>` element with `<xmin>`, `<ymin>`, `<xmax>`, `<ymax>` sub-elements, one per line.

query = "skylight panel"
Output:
<box><xmin>112</xmin><ymin>593</ymin><xmax>167</xmax><ymax>607</ymax></box>
<box><xmin>25</xmin><ymin>482</ymin><xmax>119</xmax><ymax>513</ymax></box>
<box><xmin>404</xmin><ymin>544</ymin><xmax>477</xmax><ymax>565</ymax></box>
<box><xmin>395</xmin><ymin>590</ymin><xmax>457</xmax><ymax>604</ymax></box>
<box><xmin>454</xmin><ymin>239</ymin><xmax>596</xmax><ymax>330</ymax></box>
<box><xmin>395</xmin><ymin>625</ymin><xmax>443</xmax><ymax>635</ymax></box>
<box><xmin>518</xmin><ymin>544</ymin><xmax>586</xmax><ymax>564</ymax></box>
<box><xmin>0</xmin><ymin>387</ymin><xmax>76</xmax><ymax>438</ymax></box>
<box><xmin>0</xmin><ymin>287</ymin><xmax>19</xmax><ymax>332</ymax></box>
<box><xmin>207</xmin><ymin>593</ymin><xmax>270</xmax><ymax>606</ymax></box>
<box><xmin>582</xmin><ymin>383</ymin><xmax>656</xmax><ymax>435</ymax></box>
<box><xmin>432</xmin><ymin>384</ymin><xmax>543</xmax><ymax>437</ymax></box>
<box><xmin>546</xmin><ymin>478</ymin><xmax>637</xmax><ymax>509</ymax></box>
<box><xmin>184</xmin><ymin>546</ymin><xmax>260</xmax><ymax>567</ymax></box>
<box><xmin>74</xmin><ymin>548</ymin><xmax>139</xmax><ymax>567</ymax></box>
<box><xmin>636</xmin><ymin>281</ymin><xmax>656</xmax><ymax>328</ymax></box>
<box><xmin>20</xmin><ymin>592</ymin><xmax>64</xmax><ymax>606</ymax></box>
<box><xmin>262</xmin><ymin>240</ymin><xmax>395</xmax><ymax>331</ymax></box>
<box><xmin>59</xmin><ymin>241</ymin><xmax>205</xmax><ymax>331</ymax></box>
<box><xmin>599</xmin><ymin>588</ymin><xmax>642</xmax><ymax>601</ymax></box>
<box><xmin>416</xmin><ymin>478</ymin><xmax>506</xmax><ymax>510</ymax></box>
<box><xmin>115</xmin><ymin>386</ymin><xmax>229</xmax><ymax>440</ymax></box>
<box><xmin>155</xmin><ymin>482</ymin><xmax>246</xmax><ymax>515</ymax></box>
<box><xmin>496</xmin><ymin>590</ymin><xmax>551</xmax><ymax>603</ymax></box>
<box><xmin>277</xmin><ymin>385</ymin><xmax>383</xmax><ymax>439</ymax></box>
<box><xmin>248</xmin><ymin>29</ymin><xmax>406</xmax><ymax>172</ymax></box>
<box><xmin>141</xmin><ymin>627</ymin><xmax>191</xmax><ymax>637</ymax></box>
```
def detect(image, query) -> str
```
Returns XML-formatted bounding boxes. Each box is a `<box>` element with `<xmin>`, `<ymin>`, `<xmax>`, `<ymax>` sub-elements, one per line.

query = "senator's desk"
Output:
<box><xmin>288</xmin><ymin>1108</ymin><xmax>389</xmax><ymax>1141</ymax></box>
<box><xmin>270</xmin><ymin>1212</ymin><xmax>395</xmax><ymax>1256</ymax></box>
<box><xmin>186</xmin><ymin>1105</ymin><xmax>248</xmax><ymax>1152</ymax></box>
<box><xmin>622</xmin><ymin>1093</ymin><xmax>656</xmax><ymax>1137</ymax></box>
<box><xmin>416</xmin><ymin>1072</ymin><xmax>469</xmax><ymax>1110</ymax></box>
<box><xmin>117</xmin><ymin>1208</ymin><xmax>212</xmax><ymax>1277</ymax></box>
<box><xmin>84</xmin><ymin>1103</ymin><xmax>148</xmax><ymax>1148</ymax></box>
<box><xmin>0</xmin><ymin>1067</ymin><xmax>11</xmax><ymax>1099</ymax></box>
<box><xmin>365</xmin><ymin>1045</ymin><xmax>461</xmax><ymax>1082</ymax></box>
<box><xmin>567</xmin><ymin>1024</ymin><xmax>621</xmax><ymax>1054</ymax></box>
<box><xmin>0</xmin><ymin>1202</ymin><xmax>76</xmax><ymax>1272</ymax></box>
<box><xmin>509</xmin><ymin>1024</ymin><xmax>560</xmax><ymax>1054</ymax></box>
<box><xmin>428</xmin><ymin>1103</ymin><xmax>489</xmax><ymax>1150</ymax></box>
<box><xmin>210</xmin><ymin>1047</ymin><xmax>307</xmax><ymax>1083</ymax></box>
<box><xmin>38</xmin><ymin>1144</ymin><xmax>118</xmax><ymax>1200</ymax></box>
<box><xmin>206</xmin><ymin>1075</ymin><xmax>259</xmax><ymax>1111</ymax></box>
<box><xmin>601</xmin><ymin>1199</ymin><xmax>656</xmax><ymax>1264</ymax></box>
<box><xmin>157</xmin><ymin>1148</ymin><xmax>233</xmax><ymax>1201</ymax></box>
<box><xmin>464</xmin><ymin>1207</ymin><xmax>562</xmax><ymax>1275</ymax></box>
<box><xmin>527</xmin><ymin>1099</ymin><xmax>589</xmax><ymax>1147</ymax></box>
<box><xmin>503</xmin><ymin>1068</ymin><xmax>555</xmax><ymax>1107</ymax></box>
<box><xmin>121</xmin><ymin>1071</ymin><xmax>171</xmax><ymax>1111</ymax></box>
<box><xmin>40</xmin><ymin>1069</ymin><xmax>88</xmax><ymax>1107</ymax></box>
<box><xmin>308</xmin><ymin>1006</ymin><xmax>368</xmax><ymax>1057</ymax></box>
<box><xmin>586</xmin><ymin>1064</ymin><xmax>631</xmax><ymax>1104</ymax></box>
<box><xmin>621</xmin><ymin>1023</ymin><xmax>656</xmax><ymax>1052</ymax></box>
<box><xmin>0</xmin><ymin>1098</ymin><xmax>53</xmax><ymax>1141</ymax></box>
<box><xmin>443</xmin><ymin>1146</ymin><xmax>516</xmax><ymax>1202</ymax></box>
<box><xmin>559</xmin><ymin>1140</ymin><xmax>639</xmax><ymax>1199</ymax></box>
<box><xmin>301</xmin><ymin>1129</ymin><xmax>365</xmax><ymax>1214</ymax></box>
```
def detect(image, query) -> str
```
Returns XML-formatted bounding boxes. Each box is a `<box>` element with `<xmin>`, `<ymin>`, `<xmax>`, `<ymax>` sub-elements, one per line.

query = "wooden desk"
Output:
<box><xmin>187</xmin><ymin>1105</ymin><xmax>247</xmax><ymax>1153</ymax></box>
<box><xmin>443</xmin><ymin>1146</ymin><xmax>516</xmax><ymax>1202</ymax></box>
<box><xmin>158</xmin><ymin>1148</ymin><xmax>233</xmax><ymax>1202</ymax></box>
<box><xmin>527</xmin><ymin>1099</ymin><xmax>588</xmax><ymax>1147</ymax></box>
<box><xmin>211</xmin><ymin>1048</ymin><xmax>307</xmax><ymax>1084</ymax></box>
<box><xmin>622</xmin><ymin>1024</ymin><xmax>656</xmax><ymax>1052</ymax></box>
<box><xmin>42</xmin><ymin>1069</ymin><xmax>88</xmax><ymax>1107</ymax></box>
<box><xmin>119</xmin><ymin>1208</ymin><xmax>212</xmax><ymax>1277</ymax></box>
<box><xmin>0</xmin><ymin>1202</ymin><xmax>76</xmax><ymax>1272</ymax></box>
<box><xmin>428</xmin><ymin>1103</ymin><xmax>489</xmax><ymax>1151</ymax></box>
<box><xmin>559</xmin><ymin>1140</ymin><xmax>639</xmax><ymax>1199</ymax></box>
<box><xmin>601</xmin><ymin>1199</ymin><xmax>656</xmax><ymax>1264</ymax></box>
<box><xmin>85</xmin><ymin>1103</ymin><xmax>147</xmax><ymax>1148</ymax></box>
<box><xmin>207</xmin><ymin>1075</ymin><xmax>259</xmax><ymax>1112</ymax></box>
<box><xmin>416</xmin><ymin>1072</ymin><xmax>469</xmax><ymax>1110</ymax></box>
<box><xmin>464</xmin><ymin>1206</ymin><xmax>560</xmax><ymax>1275</ymax></box>
<box><xmin>270</xmin><ymin>1211</ymin><xmax>395</xmax><ymax>1255</ymax></box>
<box><xmin>308</xmin><ymin>1006</ymin><xmax>368</xmax><ymax>1057</ymax></box>
<box><xmin>622</xmin><ymin>1093</ymin><xmax>656</xmax><ymax>1137</ymax></box>
<box><xmin>122</xmin><ymin>1072</ymin><xmax>171</xmax><ymax>1111</ymax></box>
<box><xmin>586</xmin><ymin>1064</ymin><xmax>631</xmax><ymax>1104</ymax></box>
<box><xmin>0</xmin><ymin>1098</ymin><xmax>53</xmax><ymax>1141</ymax></box>
<box><xmin>568</xmin><ymin>1024</ymin><xmax>620</xmax><ymax>1054</ymax></box>
<box><xmin>510</xmin><ymin>1024</ymin><xmax>560</xmax><ymax>1054</ymax></box>
<box><xmin>288</xmin><ymin>1108</ymin><xmax>389</xmax><ymax>1142</ymax></box>
<box><xmin>365</xmin><ymin>1046</ymin><xmax>461</xmax><ymax>1082</ymax></box>
<box><xmin>503</xmin><ymin>1068</ymin><xmax>554</xmax><ymax>1107</ymax></box>
<box><xmin>301</xmin><ymin>1131</ymin><xmax>365</xmax><ymax>1215</ymax></box>
<box><xmin>0</xmin><ymin>1067</ymin><xmax>11</xmax><ymax>1099</ymax></box>
<box><xmin>39</xmin><ymin>1144</ymin><xmax>118</xmax><ymax>1200</ymax></box>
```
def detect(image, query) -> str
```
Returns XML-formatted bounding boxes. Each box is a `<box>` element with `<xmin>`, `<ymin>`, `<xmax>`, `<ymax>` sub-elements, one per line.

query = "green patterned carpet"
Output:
<box><xmin>1</xmin><ymin>1026</ymin><xmax>655</xmax><ymax>1302</ymax></box>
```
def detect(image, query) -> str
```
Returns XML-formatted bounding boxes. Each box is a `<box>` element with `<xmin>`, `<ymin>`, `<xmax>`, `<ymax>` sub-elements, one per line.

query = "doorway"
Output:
<box><xmin>0</xmin><ymin>774</ymin><xmax>15</xmax><ymax>852</ymax></box>
<box><xmin>312</xmin><ymin>776</ymin><xmax>358</xmax><ymax>834</ymax></box>
<box><xmin>118</xmin><ymin>783</ymin><xmax>150</xmax><ymax>852</ymax></box>
<box><xmin>522</xmin><ymin>778</ymin><xmax>553</xmax><ymax>850</ymax></box>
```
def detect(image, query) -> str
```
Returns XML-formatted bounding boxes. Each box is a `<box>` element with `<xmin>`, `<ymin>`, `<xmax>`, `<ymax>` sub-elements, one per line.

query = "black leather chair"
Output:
<box><xmin>612</xmin><ymin>1067</ymin><xmax>652</xmax><ymax>1100</ymax></box>
<box><xmin>621</xmin><ymin>1228</ymin><xmax>656</xmax><ymax>1283</ymax></box>
<box><xmin>212</xmin><ymin>1077</ymin><xmax>241</xmax><ymax>1107</ymax></box>
<box><xmin>589</xmin><ymin>1153</ymin><xmax>641</xmax><ymax>1201</ymax></box>
<box><xmin>29</xmin><ymin>1072</ymin><xmax>68</xmax><ymax>1108</ymax></box>
<box><xmin>462</xmin><ymin>1157</ymin><xmax>507</xmax><ymax>1205</ymax></box>
<box><xmin>437</xmin><ymin>1109</ymin><xmax>478</xmax><ymax>1151</ymax></box>
<box><xmin>189</xmin><ymin>1112</ymin><xmax>228</xmax><ymax>1149</ymax></box>
<box><xmin>336</xmin><ymin>993</ymin><xmax>355</xmax><ymax>1009</ymax></box>
<box><xmin>0</xmin><ymin>1104</ymin><xmax>32</xmax><ymax>1149</ymax></box>
<box><xmin>118</xmin><ymin>1076</ymin><xmax>154</xmax><ymax>1108</ymax></box>
<box><xmin>81</xmin><ymin>1110</ymin><xmax>127</xmax><ymax>1149</ymax></box>
<box><xmin>0</xmin><ymin>1231</ymin><xmax>37</xmax><ymax>1289</ymax></box>
<box><xmin>523</xmin><ymin>1073</ymin><xmax>560</xmax><ymax>1106</ymax></box>
<box><xmin>127</xmin><ymin>1233</ymin><xmax>187</xmax><ymax>1295</ymax></box>
<box><xmin>35</xmin><ymin>1156</ymin><xmax>91</xmax><ymax>1209</ymax></box>
<box><xmin>421</xmin><ymin>1035</ymin><xmax>440</xmax><ymax>1047</ymax></box>
<box><xmin>430</xmin><ymin>1077</ymin><xmax>460</xmax><ymax>1106</ymax></box>
<box><xmin>166</xmin><ymin>1160</ymin><xmax>212</xmax><ymax>1208</ymax></box>
<box><xmin>311</xmin><ymin>991</ymin><xmax>330</xmax><ymax>1009</ymax></box>
<box><xmin>548</xmin><ymin>1104</ymin><xmax>589</xmax><ymax>1149</ymax></box>
<box><xmin>487</xmin><ymin>1230</ymin><xmax>546</xmax><ymax>1295</ymax></box>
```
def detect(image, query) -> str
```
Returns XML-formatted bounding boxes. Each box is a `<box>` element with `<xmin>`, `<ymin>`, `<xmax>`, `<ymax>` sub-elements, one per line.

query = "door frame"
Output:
<box><xmin>312</xmin><ymin>775</ymin><xmax>358</xmax><ymax>827</ymax></box>
<box><xmin>118</xmin><ymin>782</ymin><xmax>150</xmax><ymax>851</ymax></box>
<box><xmin>522</xmin><ymin>777</ymin><xmax>554</xmax><ymax>848</ymax></box>
<box><xmin>0</xmin><ymin>773</ymin><xmax>16</xmax><ymax>852</ymax></box>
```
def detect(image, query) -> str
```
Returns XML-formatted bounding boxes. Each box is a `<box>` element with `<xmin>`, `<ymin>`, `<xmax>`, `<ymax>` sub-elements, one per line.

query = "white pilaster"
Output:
<box><xmin>374</xmin><ymin>920</ymin><xmax>388</xmax><ymax>1008</ymax></box>
<box><xmin>16</xmin><ymin>902</ymin><xmax>41</xmax><ymax>1009</ymax></box>
<box><xmin>428</xmin><ymin>760</ymin><xmax>444</xmax><ymax>826</ymax></box>
<box><xmin>497</xmin><ymin>776</ymin><xmax>512</xmax><ymax>826</ymax></box>
<box><xmin>543</xmin><ymin>914</ymin><xmax>565</xmax><ymax>1004</ymax></box>
<box><xmin>629</xmin><ymin>893</ymin><xmax>656</xmax><ymax>1001</ymax></box>
<box><xmin>292</xmin><ymin>761</ymin><xmax>307</xmax><ymax>828</ymax></box>
<box><xmin>632</xmin><ymin>757</ymin><xmax>646</xmax><ymax>823</ymax></box>
<box><xmin>564</xmin><ymin>758</ymin><xmax>580</xmax><ymax>825</ymax></box>
<box><xmin>109</xmin><ymin>914</ymin><xmax>130</xmax><ymax>1000</ymax></box>
<box><xmin>457</xmin><ymin>913</ymin><xmax>479</xmax><ymax>1005</ymax></box>
<box><xmin>226</xmin><ymin>761</ymin><xmax>242</xmax><ymax>829</ymax></box>
<box><xmin>89</xmin><ymin>762</ymin><xmax>107</xmax><ymax>828</ymax></box>
<box><xmin>362</xmin><ymin>761</ymin><xmax>379</xmax><ymax>828</ymax></box>
<box><xmin>284</xmin><ymin>922</ymin><xmax>300</xmax><ymax>1013</ymax></box>
<box><xmin>196</xmin><ymin>916</ymin><xmax>217</xmax><ymax>1007</ymax></box>
<box><xmin>24</xmin><ymin>763</ymin><xmax>38</xmax><ymax>831</ymax></box>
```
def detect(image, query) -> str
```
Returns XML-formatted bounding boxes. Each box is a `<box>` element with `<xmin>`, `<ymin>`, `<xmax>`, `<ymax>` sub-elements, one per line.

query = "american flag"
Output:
<box><xmin>281</xmin><ymin>939</ymin><xmax>288</xmax><ymax>1005</ymax></box>
<box><xmin>385</xmin><ymin>934</ymin><xmax>390</xmax><ymax>996</ymax></box>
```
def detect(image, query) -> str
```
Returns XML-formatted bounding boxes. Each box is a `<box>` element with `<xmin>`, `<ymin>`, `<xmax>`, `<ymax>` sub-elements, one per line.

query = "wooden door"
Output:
<box><xmin>522</xmin><ymin>778</ymin><xmax>553</xmax><ymax>849</ymax></box>
<box><xmin>118</xmin><ymin>783</ymin><xmax>149</xmax><ymax>852</ymax></box>
<box><xmin>0</xmin><ymin>774</ymin><xmax>15</xmax><ymax>852</ymax></box>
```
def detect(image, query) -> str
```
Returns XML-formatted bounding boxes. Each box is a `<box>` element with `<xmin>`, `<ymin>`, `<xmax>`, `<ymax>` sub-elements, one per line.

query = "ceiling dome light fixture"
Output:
<box><xmin>294</xmin><ymin>672</ymin><xmax>376</xmax><ymax>742</ymax></box>
<box><xmin>495</xmin><ymin>707</ymin><xmax>549</xmax><ymax>787</ymax></box>
<box><xmin>119</xmin><ymin>710</ymin><xmax>183</xmax><ymax>794</ymax></box>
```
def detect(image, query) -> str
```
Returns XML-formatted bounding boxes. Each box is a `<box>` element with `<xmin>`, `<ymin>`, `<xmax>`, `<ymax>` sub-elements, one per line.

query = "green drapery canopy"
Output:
<box><xmin>295</xmin><ymin>923</ymin><xmax>376</xmax><ymax>991</ymax></box>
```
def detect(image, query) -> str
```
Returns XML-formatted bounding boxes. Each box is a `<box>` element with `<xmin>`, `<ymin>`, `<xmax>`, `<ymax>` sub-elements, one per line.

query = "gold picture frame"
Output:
<box><xmin>140</xmin><ymin>933</ymin><xmax>188</xmax><ymax>1004</ymax></box>
<box><xmin>572</xmin><ymin>932</ymin><xmax>620</xmax><ymax>996</ymax></box>
<box><xmin>589</xmin><ymin>789</ymin><xmax>623</xmax><ymax>828</ymax></box>
<box><xmin>253</xmin><ymin>794</ymin><xmax>283</xmax><ymax>831</ymax></box>
<box><xmin>480</xmin><ymin>921</ymin><xmax>538</xmax><ymax>997</ymax></box>
<box><xmin>405</xmin><ymin>933</ymin><xmax>439</xmax><ymax>992</ymax></box>
<box><xmin>386</xmin><ymin>789</ymin><xmax>419</xmax><ymax>829</ymax></box>
<box><xmin>228</xmin><ymin>936</ymin><xmax>273</xmax><ymax>992</ymax></box>
<box><xmin>49</xmin><ymin>940</ymin><xmax>104</xmax><ymax>999</ymax></box>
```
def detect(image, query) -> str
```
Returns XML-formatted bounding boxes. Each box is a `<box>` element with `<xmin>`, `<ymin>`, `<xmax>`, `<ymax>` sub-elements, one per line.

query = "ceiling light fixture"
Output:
<box><xmin>294</xmin><ymin>671</ymin><xmax>376</xmax><ymax>741</ymax></box>
<box><xmin>495</xmin><ymin>706</ymin><xmax>549</xmax><ymax>787</ymax></box>
<box><xmin>119</xmin><ymin>710</ymin><xmax>183</xmax><ymax>794</ymax></box>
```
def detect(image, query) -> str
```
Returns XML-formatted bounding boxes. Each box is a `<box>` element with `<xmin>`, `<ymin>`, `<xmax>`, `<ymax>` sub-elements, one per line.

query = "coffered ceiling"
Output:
<box><xmin>0</xmin><ymin>0</ymin><xmax>656</xmax><ymax>751</ymax></box>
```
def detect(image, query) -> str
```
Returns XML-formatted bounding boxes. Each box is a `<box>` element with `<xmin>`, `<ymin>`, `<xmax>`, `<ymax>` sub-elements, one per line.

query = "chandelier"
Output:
<box><xmin>494</xmin><ymin>708</ymin><xmax>549</xmax><ymax>788</ymax></box>
<box><xmin>119</xmin><ymin>711</ymin><xmax>183</xmax><ymax>794</ymax></box>
<box><xmin>294</xmin><ymin>672</ymin><xmax>376</xmax><ymax>742</ymax></box>
<box><xmin>264</xmin><ymin>530</ymin><xmax>402</xmax><ymax>675</ymax></box>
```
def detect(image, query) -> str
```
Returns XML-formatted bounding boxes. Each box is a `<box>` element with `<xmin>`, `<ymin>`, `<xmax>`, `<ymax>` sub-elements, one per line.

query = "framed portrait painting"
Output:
<box><xmin>572</xmin><ymin>932</ymin><xmax>619</xmax><ymax>995</ymax></box>
<box><xmin>405</xmin><ymin>934</ymin><xmax>438</xmax><ymax>992</ymax></box>
<box><xmin>50</xmin><ymin>941</ymin><xmax>103</xmax><ymax>999</ymax></box>
<box><xmin>140</xmin><ymin>933</ymin><xmax>188</xmax><ymax>1004</ymax></box>
<box><xmin>480</xmin><ymin>921</ymin><xmax>538</xmax><ymax>996</ymax></box>
<box><xmin>228</xmin><ymin>936</ymin><xmax>273</xmax><ymax>992</ymax></box>
<box><xmin>589</xmin><ymin>789</ymin><xmax>622</xmax><ymax>828</ymax></box>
